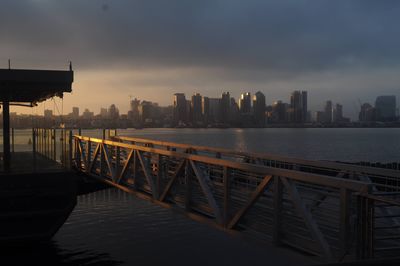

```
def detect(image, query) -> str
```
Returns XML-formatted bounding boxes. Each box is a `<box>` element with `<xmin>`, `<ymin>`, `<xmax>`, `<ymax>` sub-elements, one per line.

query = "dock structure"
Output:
<box><xmin>0</xmin><ymin>67</ymin><xmax>73</xmax><ymax>172</ymax></box>
<box><xmin>0</xmin><ymin>66</ymin><xmax>76</xmax><ymax>243</ymax></box>
<box><xmin>61</xmin><ymin>132</ymin><xmax>400</xmax><ymax>263</ymax></box>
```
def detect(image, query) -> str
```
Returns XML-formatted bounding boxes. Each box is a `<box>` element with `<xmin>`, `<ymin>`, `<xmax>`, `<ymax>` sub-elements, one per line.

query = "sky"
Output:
<box><xmin>1</xmin><ymin>0</ymin><xmax>400</xmax><ymax>120</ymax></box>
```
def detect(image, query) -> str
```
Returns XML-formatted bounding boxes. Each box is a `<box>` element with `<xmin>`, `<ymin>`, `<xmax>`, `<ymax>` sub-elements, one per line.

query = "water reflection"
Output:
<box><xmin>1</xmin><ymin>241</ymin><xmax>122</xmax><ymax>266</ymax></box>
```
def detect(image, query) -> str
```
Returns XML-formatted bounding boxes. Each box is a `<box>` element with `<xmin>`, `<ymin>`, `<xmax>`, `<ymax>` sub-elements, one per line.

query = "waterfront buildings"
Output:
<box><xmin>375</xmin><ymin>96</ymin><xmax>396</xmax><ymax>121</ymax></box>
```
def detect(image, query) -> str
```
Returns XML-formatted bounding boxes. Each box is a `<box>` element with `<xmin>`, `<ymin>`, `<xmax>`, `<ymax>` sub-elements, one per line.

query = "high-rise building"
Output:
<box><xmin>333</xmin><ymin>103</ymin><xmax>343</xmax><ymax>122</ymax></box>
<box><xmin>72</xmin><ymin>107</ymin><xmax>79</xmax><ymax>119</ymax></box>
<box><xmin>253</xmin><ymin>91</ymin><xmax>266</xmax><ymax>126</ymax></box>
<box><xmin>290</xmin><ymin>90</ymin><xmax>307</xmax><ymax>123</ymax></box>
<box><xmin>271</xmin><ymin>101</ymin><xmax>287</xmax><ymax>123</ymax></box>
<box><xmin>324</xmin><ymin>100</ymin><xmax>333</xmax><ymax>123</ymax></box>
<box><xmin>128</xmin><ymin>98</ymin><xmax>140</xmax><ymax>123</ymax></box>
<box><xmin>221</xmin><ymin>92</ymin><xmax>230</xmax><ymax>124</ymax></box>
<box><xmin>239</xmin><ymin>92</ymin><xmax>251</xmax><ymax>113</ymax></box>
<box><xmin>100</xmin><ymin>108</ymin><xmax>108</xmax><ymax>118</ymax></box>
<box><xmin>375</xmin><ymin>95</ymin><xmax>396</xmax><ymax>121</ymax></box>
<box><xmin>359</xmin><ymin>103</ymin><xmax>377</xmax><ymax>122</ymax></box>
<box><xmin>191</xmin><ymin>93</ymin><xmax>203</xmax><ymax>125</ymax></box>
<box><xmin>208</xmin><ymin>98</ymin><xmax>221</xmax><ymax>123</ymax></box>
<box><xmin>108</xmin><ymin>104</ymin><xmax>120</xmax><ymax>120</ymax></box>
<box><xmin>82</xmin><ymin>108</ymin><xmax>94</xmax><ymax>120</ymax></box>
<box><xmin>202</xmin><ymin>96</ymin><xmax>210</xmax><ymax>124</ymax></box>
<box><xmin>173</xmin><ymin>93</ymin><xmax>187</xmax><ymax>125</ymax></box>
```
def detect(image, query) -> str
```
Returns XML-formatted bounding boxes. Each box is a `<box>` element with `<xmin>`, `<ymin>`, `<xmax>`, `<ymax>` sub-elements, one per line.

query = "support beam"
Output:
<box><xmin>2</xmin><ymin>101</ymin><xmax>10</xmax><ymax>172</ymax></box>
<box><xmin>159</xmin><ymin>159</ymin><xmax>185</xmax><ymax>202</ymax></box>
<box><xmin>281</xmin><ymin>177</ymin><xmax>332</xmax><ymax>260</ymax></box>
<box><xmin>137</xmin><ymin>150</ymin><xmax>158</xmax><ymax>198</ymax></box>
<box><xmin>228</xmin><ymin>175</ymin><xmax>273</xmax><ymax>229</ymax></box>
<box><xmin>117</xmin><ymin>148</ymin><xmax>134</xmax><ymax>184</ymax></box>
<box><xmin>190</xmin><ymin>160</ymin><xmax>223</xmax><ymax>224</ymax></box>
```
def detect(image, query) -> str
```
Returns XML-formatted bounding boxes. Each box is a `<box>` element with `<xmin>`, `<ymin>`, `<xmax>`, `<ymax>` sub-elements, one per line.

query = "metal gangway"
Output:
<box><xmin>33</xmin><ymin>129</ymin><xmax>400</xmax><ymax>263</ymax></box>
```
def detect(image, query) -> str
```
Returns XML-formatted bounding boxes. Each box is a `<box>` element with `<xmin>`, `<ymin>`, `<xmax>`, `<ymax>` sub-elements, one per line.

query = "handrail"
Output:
<box><xmin>74</xmin><ymin>135</ymin><xmax>370</xmax><ymax>193</ymax></box>
<box><xmin>112</xmin><ymin>135</ymin><xmax>400</xmax><ymax>179</ymax></box>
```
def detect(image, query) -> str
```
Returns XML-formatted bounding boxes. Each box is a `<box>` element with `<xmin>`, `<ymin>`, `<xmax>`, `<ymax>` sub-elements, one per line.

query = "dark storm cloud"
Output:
<box><xmin>1</xmin><ymin>0</ymin><xmax>400</xmax><ymax>73</ymax></box>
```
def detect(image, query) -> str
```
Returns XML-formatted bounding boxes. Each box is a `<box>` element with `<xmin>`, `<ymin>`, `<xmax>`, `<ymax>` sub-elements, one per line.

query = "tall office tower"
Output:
<box><xmin>375</xmin><ymin>95</ymin><xmax>396</xmax><ymax>121</ymax></box>
<box><xmin>290</xmin><ymin>90</ymin><xmax>307</xmax><ymax>123</ymax></box>
<box><xmin>239</xmin><ymin>92</ymin><xmax>252</xmax><ymax>113</ymax></box>
<box><xmin>72</xmin><ymin>107</ymin><xmax>79</xmax><ymax>119</ymax></box>
<box><xmin>220</xmin><ymin>92</ymin><xmax>230</xmax><ymax>124</ymax></box>
<box><xmin>253</xmin><ymin>91</ymin><xmax>266</xmax><ymax>126</ymax></box>
<box><xmin>301</xmin><ymin>91</ymin><xmax>308</xmax><ymax>122</ymax></box>
<box><xmin>324</xmin><ymin>100</ymin><xmax>333</xmax><ymax>123</ymax></box>
<box><xmin>333</xmin><ymin>103</ymin><xmax>343</xmax><ymax>122</ymax></box>
<box><xmin>191</xmin><ymin>93</ymin><xmax>203</xmax><ymax>125</ymax></box>
<box><xmin>173</xmin><ymin>93</ymin><xmax>187</xmax><ymax>125</ymax></box>
<box><xmin>108</xmin><ymin>104</ymin><xmax>120</xmax><ymax>120</ymax></box>
<box><xmin>202</xmin><ymin>96</ymin><xmax>210</xmax><ymax>124</ymax></box>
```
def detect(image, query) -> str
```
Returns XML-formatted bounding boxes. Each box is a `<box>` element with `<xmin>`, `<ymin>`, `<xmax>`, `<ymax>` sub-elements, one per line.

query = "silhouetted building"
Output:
<box><xmin>239</xmin><ymin>92</ymin><xmax>252</xmax><ymax>113</ymax></box>
<box><xmin>82</xmin><ymin>108</ymin><xmax>94</xmax><ymax>120</ymax></box>
<box><xmin>324</xmin><ymin>100</ymin><xmax>333</xmax><ymax>123</ymax></box>
<box><xmin>375</xmin><ymin>95</ymin><xmax>396</xmax><ymax>121</ymax></box>
<box><xmin>202</xmin><ymin>96</ymin><xmax>210</xmax><ymax>125</ymax></box>
<box><xmin>100</xmin><ymin>108</ymin><xmax>108</xmax><ymax>118</ymax></box>
<box><xmin>108</xmin><ymin>104</ymin><xmax>119</xmax><ymax>120</ymax></box>
<box><xmin>208</xmin><ymin>98</ymin><xmax>221</xmax><ymax>123</ymax></box>
<box><xmin>290</xmin><ymin>90</ymin><xmax>307</xmax><ymax>123</ymax></box>
<box><xmin>333</xmin><ymin>104</ymin><xmax>343</xmax><ymax>122</ymax></box>
<box><xmin>269</xmin><ymin>101</ymin><xmax>287</xmax><ymax>123</ymax></box>
<box><xmin>359</xmin><ymin>103</ymin><xmax>377</xmax><ymax>122</ymax></box>
<box><xmin>128</xmin><ymin>98</ymin><xmax>140</xmax><ymax>124</ymax></box>
<box><xmin>173</xmin><ymin>93</ymin><xmax>187</xmax><ymax>126</ymax></box>
<box><xmin>221</xmin><ymin>92</ymin><xmax>230</xmax><ymax>124</ymax></box>
<box><xmin>72</xmin><ymin>107</ymin><xmax>79</xmax><ymax>119</ymax></box>
<box><xmin>191</xmin><ymin>93</ymin><xmax>203</xmax><ymax>125</ymax></box>
<box><xmin>253</xmin><ymin>91</ymin><xmax>266</xmax><ymax>126</ymax></box>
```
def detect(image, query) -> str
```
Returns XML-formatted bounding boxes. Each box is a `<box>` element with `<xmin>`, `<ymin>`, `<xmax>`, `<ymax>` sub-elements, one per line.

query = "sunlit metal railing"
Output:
<box><xmin>70</xmin><ymin>134</ymin><xmax>400</xmax><ymax>262</ymax></box>
<box><xmin>112</xmin><ymin>136</ymin><xmax>400</xmax><ymax>195</ymax></box>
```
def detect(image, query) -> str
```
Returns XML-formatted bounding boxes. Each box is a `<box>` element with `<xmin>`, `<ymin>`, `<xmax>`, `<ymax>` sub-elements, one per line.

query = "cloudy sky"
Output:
<box><xmin>1</xmin><ymin>0</ymin><xmax>400</xmax><ymax>119</ymax></box>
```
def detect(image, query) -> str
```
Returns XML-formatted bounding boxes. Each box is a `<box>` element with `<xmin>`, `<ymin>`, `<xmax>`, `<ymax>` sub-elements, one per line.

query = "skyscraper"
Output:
<box><xmin>173</xmin><ymin>93</ymin><xmax>187</xmax><ymax>125</ymax></box>
<box><xmin>290</xmin><ymin>90</ymin><xmax>307</xmax><ymax>123</ymax></box>
<box><xmin>239</xmin><ymin>92</ymin><xmax>251</xmax><ymax>113</ymax></box>
<box><xmin>324</xmin><ymin>100</ymin><xmax>333</xmax><ymax>123</ymax></box>
<box><xmin>191</xmin><ymin>93</ymin><xmax>203</xmax><ymax>125</ymax></box>
<box><xmin>253</xmin><ymin>91</ymin><xmax>266</xmax><ymax>126</ymax></box>
<box><xmin>221</xmin><ymin>92</ymin><xmax>230</xmax><ymax>124</ymax></box>
<box><xmin>375</xmin><ymin>96</ymin><xmax>396</xmax><ymax>121</ymax></box>
<box><xmin>72</xmin><ymin>107</ymin><xmax>79</xmax><ymax>119</ymax></box>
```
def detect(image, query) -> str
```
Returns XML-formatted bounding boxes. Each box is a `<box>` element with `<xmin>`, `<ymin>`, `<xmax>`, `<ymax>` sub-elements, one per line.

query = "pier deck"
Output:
<box><xmin>0</xmin><ymin>152</ymin><xmax>64</xmax><ymax>174</ymax></box>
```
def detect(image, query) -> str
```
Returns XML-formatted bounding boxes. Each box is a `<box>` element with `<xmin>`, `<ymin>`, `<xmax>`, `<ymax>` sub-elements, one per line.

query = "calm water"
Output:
<box><xmin>4</xmin><ymin>128</ymin><xmax>400</xmax><ymax>162</ymax></box>
<box><xmin>2</xmin><ymin>128</ymin><xmax>399</xmax><ymax>265</ymax></box>
<box><xmin>119</xmin><ymin>128</ymin><xmax>399</xmax><ymax>162</ymax></box>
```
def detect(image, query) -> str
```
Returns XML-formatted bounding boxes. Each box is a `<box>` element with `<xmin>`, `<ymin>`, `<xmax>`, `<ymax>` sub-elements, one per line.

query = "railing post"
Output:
<box><xmin>185</xmin><ymin>159</ymin><xmax>191</xmax><ymax>211</ymax></box>
<box><xmin>53</xmin><ymin>129</ymin><xmax>57</xmax><ymax>161</ymax></box>
<box><xmin>273</xmin><ymin>176</ymin><xmax>283</xmax><ymax>244</ymax></box>
<box><xmin>68</xmin><ymin>130</ymin><xmax>73</xmax><ymax>169</ymax></box>
<box><xmin>116</xmin><ymin>146</ymin><xmax>121</xmax><ymax>181</ymax></box>
<box><xmin>133</xmin><ymin>149</ymin><xmax>138</xmax><ymax>187</ymax></box>
<box><xmin>11</xmin><ymin>128</ymin><xmax>15</xmax><ymax>153</ymax></box>
<box><xmin>356</xmin><ymin>195</ymin><xmax>374</xmax><ymax>260</ymax></box>
<box><xmin>223</xmin><ymin>166</ymin><xmax>230</xmax><ymax>227</ymax></box>
<box><xmin>340</xmin><ymin>188</ymin><xmax>351</xmax><ymax>256</ymax></box>
<box><xmin>86</xmin><ymin>139</ymin><xmax>92</xmax><ymax>173</ymax></box>
<box><xmin>157</xmin><ymin>154</ymin><xmax>162</xmax><ymax>199</ymax></box>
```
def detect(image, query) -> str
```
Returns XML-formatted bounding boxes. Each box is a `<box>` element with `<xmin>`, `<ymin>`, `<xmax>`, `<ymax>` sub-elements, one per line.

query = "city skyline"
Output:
<box><xmin>2</xmin><ymin>1</ymin><xmax>400</xmax><ymax>120</ymax></box>
<box><xmin>6</xmin><ymin>91</ymin><xmax>398</xmax><ymax>129</ymax></box>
